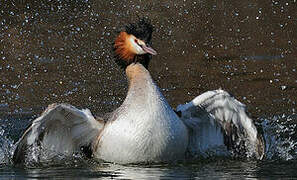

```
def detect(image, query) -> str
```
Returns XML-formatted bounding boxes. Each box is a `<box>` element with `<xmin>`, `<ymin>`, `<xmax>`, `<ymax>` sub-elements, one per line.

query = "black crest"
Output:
<box><xmin>125</xmin><ymin>17</ymin><xmax>154</xmax><ymax>43</ymax></box>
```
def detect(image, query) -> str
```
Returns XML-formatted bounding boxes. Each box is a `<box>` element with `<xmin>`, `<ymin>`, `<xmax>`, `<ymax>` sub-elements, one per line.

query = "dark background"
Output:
<box><xmin>1</xmin><ymin>0</ymin><xmax>296</xmax><ymax>119</ymax></box>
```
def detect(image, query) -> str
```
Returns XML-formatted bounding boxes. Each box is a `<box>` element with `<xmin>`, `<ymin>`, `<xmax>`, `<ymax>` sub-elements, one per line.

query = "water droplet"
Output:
<box><xmin>281</xmin><ymin>86</ymin><xmax>287</xmax><ymax>90</ymax></box>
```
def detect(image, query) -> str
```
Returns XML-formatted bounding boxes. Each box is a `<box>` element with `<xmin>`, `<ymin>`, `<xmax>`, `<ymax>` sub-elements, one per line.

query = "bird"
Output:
<box><xmin>12</xmin><ymin>18</ymin><xmax>265</xmax><ymax>165</ymax></box>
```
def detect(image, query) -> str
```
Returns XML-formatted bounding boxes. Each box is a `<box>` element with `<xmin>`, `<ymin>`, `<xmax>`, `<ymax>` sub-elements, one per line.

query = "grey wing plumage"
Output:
<box><xmin>177</xmin><ymin>89</ymin><xmax>265</xmax><ymax>160</ymax></box>
<box><xmin>13</xmin><ymin>103</ymin><xmax>104</xmax><ymax>164</ymax></box>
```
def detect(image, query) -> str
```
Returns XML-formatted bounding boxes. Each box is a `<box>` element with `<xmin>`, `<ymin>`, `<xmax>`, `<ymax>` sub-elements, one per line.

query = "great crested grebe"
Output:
<box><xmin>13</xmin><ymin>18</ymin><xmax>265</xmax><ymax>164</ymax></box>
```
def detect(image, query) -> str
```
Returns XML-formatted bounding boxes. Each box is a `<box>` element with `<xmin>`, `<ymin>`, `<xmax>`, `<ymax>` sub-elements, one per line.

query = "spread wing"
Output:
<box><xmin>177</xmin><ymin>89</ymin><xmax>265</xmax><ymax>160</ymax></box>
<box><xmin>13</xmin><ymin>103</ymin><xmax>104</xmax><ymax>164</ymax></box>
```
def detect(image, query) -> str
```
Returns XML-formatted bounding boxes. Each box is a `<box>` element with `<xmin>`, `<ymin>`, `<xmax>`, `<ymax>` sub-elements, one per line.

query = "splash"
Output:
<box><xmin>11</xmin><ymin>141</ymin><xmax>97</xmax><ymax>168</ymax></box>
<box><xmin>20</xmin><ymin>146</ymin><xmax>91</xmax><ymax>168</ymax></box>
<box><xmin>1</xmin><ymin>112</ymin><xmax>297</xmax><ymax>167</ymax></box>
<box><xmin>261</xmin><ymin>113</ymin><xmax>297</xmax><ymax>160</ymax></box>
<box><xmin>0</xmin><ymin>126</ymin><xmax>15</xmax><ymax>165</ymax></box>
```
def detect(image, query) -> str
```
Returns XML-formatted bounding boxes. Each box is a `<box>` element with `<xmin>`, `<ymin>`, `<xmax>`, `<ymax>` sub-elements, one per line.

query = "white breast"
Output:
<box><xmin>96</xmin><ymin>107</ymin><xmax>188</xmax><ymax>164</ymax></box>
<box><xmin>94</xmin><ymin>64</ymin><xmax>188</xmax><ymax>164</ymax></box>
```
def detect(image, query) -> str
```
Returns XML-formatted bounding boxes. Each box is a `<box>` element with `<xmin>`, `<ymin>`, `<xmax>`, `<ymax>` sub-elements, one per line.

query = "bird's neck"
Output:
<box><xmin>132</xmin><ymin>55</ymin><xmax>150</xmax><ymax>69</ymax></box>
<box><xmin>120</xmin><ymin>63</ymin><xmax>177</xmax><ymax>124</ymax></box>
<box><xmin>122</xmin><ymin>63</ymin><xmax>164</xmax><ymax>108</ymax></box>
<box><xmin>125</xmin><ymin>62</ymin><xmax>154</xmax><ymax>95</ymax></box>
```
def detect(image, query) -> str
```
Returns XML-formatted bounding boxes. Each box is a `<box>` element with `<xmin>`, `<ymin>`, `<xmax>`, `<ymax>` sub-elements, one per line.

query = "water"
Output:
<box><xmin>1</xmin><ymin>0</ymin><xmax>297</xmax><ymax>179</ymax></box>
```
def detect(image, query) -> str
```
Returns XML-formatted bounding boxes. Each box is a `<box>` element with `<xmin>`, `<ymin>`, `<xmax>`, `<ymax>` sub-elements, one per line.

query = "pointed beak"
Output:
<box><xmin>142</xmin><ymin>44</ymin><xmax>157</xmax><ymax>55</ymax></box>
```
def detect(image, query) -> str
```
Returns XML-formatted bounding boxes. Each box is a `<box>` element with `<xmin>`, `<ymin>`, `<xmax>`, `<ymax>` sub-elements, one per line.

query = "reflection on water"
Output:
<box><xmin>1</xmin><ymin>159</ymin><xmax>297</xmax><ymax>179</ymax></box>
<box><xmin>1</xmin><ymin>0</ymin><xmax>297</xmax><ymax>179</ymax></box>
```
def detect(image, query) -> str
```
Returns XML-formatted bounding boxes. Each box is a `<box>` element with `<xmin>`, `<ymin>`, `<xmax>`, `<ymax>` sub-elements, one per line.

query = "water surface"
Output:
<box><xmin>1</xmin><ymin>0</ymin><xmax>297</xmax><ymax>179</ymax></box>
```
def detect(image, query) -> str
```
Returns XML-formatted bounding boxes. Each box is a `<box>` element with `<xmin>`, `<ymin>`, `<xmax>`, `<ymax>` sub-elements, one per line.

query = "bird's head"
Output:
<box><xmin>113</xmin><ymin>18</ymin><xmax>157</xmax><ymax>69</ymax></box>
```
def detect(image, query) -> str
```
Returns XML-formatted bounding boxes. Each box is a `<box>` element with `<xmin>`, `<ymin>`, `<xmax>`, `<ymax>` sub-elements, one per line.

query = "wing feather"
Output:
<box><xmin>13</xmin><ymin>103</ymin><xmax>104</xmax><ymax>164</ymax></box>
<box><xmin>177</xmin><ymin>89</ymin><xmax>265</xmax><ymax>159</ymax></box>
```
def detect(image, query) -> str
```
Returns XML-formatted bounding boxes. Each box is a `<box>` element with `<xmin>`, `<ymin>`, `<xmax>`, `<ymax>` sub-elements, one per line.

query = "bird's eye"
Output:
<box><xmin>134</xmin><ymin>39</ymin><xmax>143</xmax><ymax>47</ymax></box>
